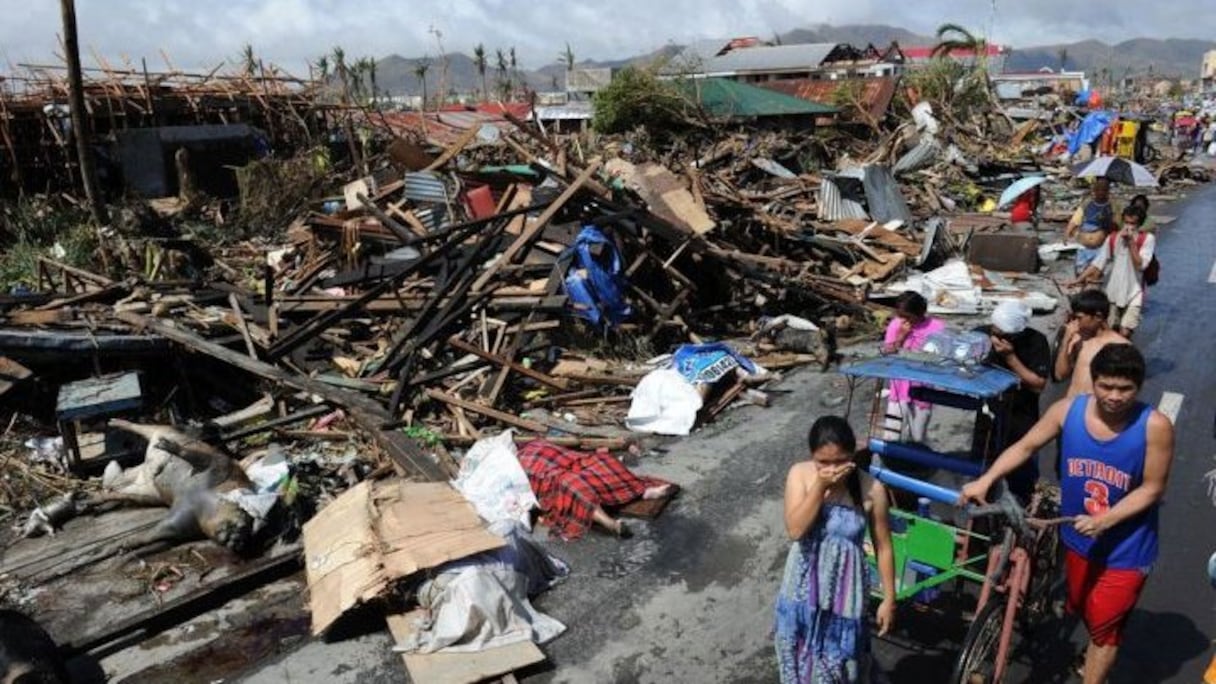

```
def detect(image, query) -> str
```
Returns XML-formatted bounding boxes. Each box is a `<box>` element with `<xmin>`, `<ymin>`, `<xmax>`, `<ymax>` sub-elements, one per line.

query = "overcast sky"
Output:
<box><xmin>1</xmin><ymin>0</ymin><xmax>1212</xmax><ymax>77</ymax></box>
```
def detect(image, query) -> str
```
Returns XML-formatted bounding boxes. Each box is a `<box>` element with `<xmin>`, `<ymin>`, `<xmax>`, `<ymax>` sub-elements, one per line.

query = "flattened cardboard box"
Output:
<box><xmin>303</xmin><ymin>479</ymin><xmax>505</xmax><ymax>635</ymax></box>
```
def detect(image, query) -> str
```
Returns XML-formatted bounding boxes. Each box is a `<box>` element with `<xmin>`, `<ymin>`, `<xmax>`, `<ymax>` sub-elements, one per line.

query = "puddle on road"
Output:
<box><xmin>129</xmin><ymin>613</ymin><xmax>311</xmax><ymax>681</ymax></box>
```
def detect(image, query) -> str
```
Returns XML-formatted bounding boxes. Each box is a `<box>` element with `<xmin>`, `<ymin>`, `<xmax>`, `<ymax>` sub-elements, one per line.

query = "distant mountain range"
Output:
<box><xmin>369</xmin><ymin>24</ymin><xmax>1216</xmax><ymax>97</ymax></box>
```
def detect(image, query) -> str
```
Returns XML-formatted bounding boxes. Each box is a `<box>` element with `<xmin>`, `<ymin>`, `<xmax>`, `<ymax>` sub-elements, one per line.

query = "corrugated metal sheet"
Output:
<box><xmin>862</xmin><ymin>165</ymin><xmax>913</xmax><ymax>224</ymax></box>
<box><xmin>818</xmin><ymin>165</ymin><xmax>911</xmax><ymax>222</ymax></box>
<box><xmin>893</xmin><ymin>136</ymin><xmax>942</xmax><ymax>176</ymax></box>
<box><xmin>412</xmin><ymin>205</ymin><xmax>448</xmax><ymax>232</ymax></box>
<box><xmin>705</xmin><ymin>43</ymin><xmax>839</xmax><ymax>75</ymax></box>
<box><xmin>760</xmin><ymin>77</ymin><xmax>898</xmax><ymax>121</ymax></box>
<box><xmin>403</xmin><ymin>172</ymin><xmax>450</xmax><ymax>205</ymax></box>
<box><xmin>818</xmin><ymin>169</ymin><xmax>868</xmax><ymax>221</ymax></box>
<box><xmin>664</xmin><ymin>39</ymin><xmax>734</xmax><ymax>74</ymax></box>
<box><xmin>534</xmin><ymin>102</ymin><xmax>594</xmax><ymax>121</ymax></box>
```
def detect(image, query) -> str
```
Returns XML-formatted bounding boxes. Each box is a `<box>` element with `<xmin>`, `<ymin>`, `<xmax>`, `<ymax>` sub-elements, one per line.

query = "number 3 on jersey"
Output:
<box><xmin>1084</xmin><ymin>480</ymin><xmax>1110</xmax><ymax>515</ymax></box>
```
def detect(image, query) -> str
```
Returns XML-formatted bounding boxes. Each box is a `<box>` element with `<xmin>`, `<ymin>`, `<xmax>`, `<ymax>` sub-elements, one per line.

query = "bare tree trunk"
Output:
<box><xmin>60</xmin><ymin>0</ymin><xmax>109</xmax><ymax>225</ymax></box>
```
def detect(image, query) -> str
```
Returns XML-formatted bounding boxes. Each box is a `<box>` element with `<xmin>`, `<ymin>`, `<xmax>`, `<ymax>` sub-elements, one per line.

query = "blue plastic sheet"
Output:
<box><xmin>672</xmin><ymin>343</ymin><xmax>757</xmax><ymax>384</ymax></box>
<box><xmin>1068</xmin><ymin>110</ymin><xmax>1114</xmax><ymax>156</ymax></box>
<box><xmin>562</xmin><ymin>226</ymin><xmax>632</xmax><ymax>328</ymax></box>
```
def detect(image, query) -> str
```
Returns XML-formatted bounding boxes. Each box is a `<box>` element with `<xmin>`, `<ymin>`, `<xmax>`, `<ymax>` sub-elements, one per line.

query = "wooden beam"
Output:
<box><xmin>424</xmin><ymin>124</ymin><xmax>481</xmax><ymax>171</ymax></box>
<box><xmin>228</xmin><ymin>293</ymin><xmax>259</xmax><ymax>359</ymax></box>
<box><xmin>424</xmin><ymin>389</ymin><xmax>549</xmax><ymax>433</ymax></box>
<box><xmin>447</xmin><ymin>336</ymin><xmax>569</xmax><ymax>391</ymax></box>
<box><xmin>114</xmin><ymin>312</ymin><xmax>448</xmax><ymax>480</ymax></box>
<box><xmin>469</xmin><ymin>160</ymin><xmax>601</xmax><ymax>293</ymax></box>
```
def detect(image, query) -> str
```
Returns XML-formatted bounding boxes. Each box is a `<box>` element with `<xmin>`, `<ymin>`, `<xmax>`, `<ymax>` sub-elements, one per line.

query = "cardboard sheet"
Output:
<box><xmin>303</xmin><ymin>480</ymin><xmax>504</xmax><ymax>635</ymax></box>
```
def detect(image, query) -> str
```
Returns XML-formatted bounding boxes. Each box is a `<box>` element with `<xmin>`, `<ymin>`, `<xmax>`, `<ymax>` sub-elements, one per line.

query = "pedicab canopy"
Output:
<box><xmin>840</xmin><ymin>355</ymin><xmax>1020</xmax><ymax>400</ymax></box>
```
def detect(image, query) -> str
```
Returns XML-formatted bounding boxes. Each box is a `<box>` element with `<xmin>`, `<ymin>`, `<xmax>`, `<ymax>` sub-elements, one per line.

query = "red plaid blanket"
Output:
<box><xmin>517</xmin><ymin>440</ymin><xmax>666</xmax><ymax>540</ymax></box>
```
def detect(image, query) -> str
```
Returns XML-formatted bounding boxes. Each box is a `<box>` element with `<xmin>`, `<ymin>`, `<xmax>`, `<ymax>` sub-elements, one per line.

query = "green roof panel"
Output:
<box><xmin>676</xmin><ymin>77</ymin><xmax>838</xmax><ymax>119</ymax></box>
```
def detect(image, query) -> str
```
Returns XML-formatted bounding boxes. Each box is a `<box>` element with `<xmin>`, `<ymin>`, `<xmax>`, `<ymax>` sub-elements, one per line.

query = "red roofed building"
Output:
<box><xmin>901</xmin><ymin>44</ymin><xmax>1010</xmax><ymax>74</ymax></box>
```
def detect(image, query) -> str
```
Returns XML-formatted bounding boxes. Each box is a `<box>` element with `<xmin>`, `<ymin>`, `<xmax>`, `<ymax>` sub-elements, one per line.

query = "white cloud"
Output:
<box><xmin>0</xmin><ymin>0</ymin><xmax>1212</xmax><ymax>77</ymax></box>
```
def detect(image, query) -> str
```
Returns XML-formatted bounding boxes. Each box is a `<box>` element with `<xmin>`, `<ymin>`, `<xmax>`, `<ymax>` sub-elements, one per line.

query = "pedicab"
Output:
<box><xmin>839</xmin><ymin>353</ymin><xmax>1065</xmax><ymax>683</ymax></box>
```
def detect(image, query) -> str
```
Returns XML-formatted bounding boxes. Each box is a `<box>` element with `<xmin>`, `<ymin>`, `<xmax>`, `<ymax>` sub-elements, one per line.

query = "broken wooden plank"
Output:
<box><xmin>469</xmin><ymin>160</ymin><xmax>602</xmax><ymax>293</ymax></box>
<box><xmin>424</xmin><ymin>389</ymin><xmax>549</xmax><ymax>433</ymax></box>
<box><xmin>447</xmin><ymin>336</ymin><xmax>569</xmax><ymax>391</ymax></box>
<box><xmin>114</xmin><ymin>312</ymin><xmax>450</xmax><ymax>481</ymax></box>
<box><xmin>604</xmin><ymin>158</ymin><xmax>716</xmax><ymax>236</ymax></box>
<box><xmin>423</xmin><ymin>124</ymin><xmax>482</xmax><ymax>172</ymax></box>
<box><xmin>0</xmin><ymin>356</ymin><xmax>33</xmax><ymax>397</ymax></box>
<box><xmin>228</xmin><ymin>293</ymin><xmax>259</xmax><ymax>359</ymax></box>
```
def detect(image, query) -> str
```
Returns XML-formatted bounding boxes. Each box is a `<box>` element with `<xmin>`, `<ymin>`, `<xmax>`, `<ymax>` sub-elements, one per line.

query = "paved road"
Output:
<box><xmin>1106</xmin><ymin>183</ymin><xmax>1216</xmax><ymax>683</ymax></box>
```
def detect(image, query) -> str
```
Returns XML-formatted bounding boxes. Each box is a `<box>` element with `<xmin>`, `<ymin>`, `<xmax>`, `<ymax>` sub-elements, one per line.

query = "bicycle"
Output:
<box><xmin>951</xmin><ymin>485</ymin><xmax>1069</xmax><ymax>684</ymax></box>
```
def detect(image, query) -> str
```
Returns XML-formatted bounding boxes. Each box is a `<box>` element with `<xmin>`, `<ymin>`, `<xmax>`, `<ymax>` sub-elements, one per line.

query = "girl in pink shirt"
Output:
<box><xmin>881</xmin><ymin>292</ymin><xmax>945</xmax><ymax>443</ymax></box>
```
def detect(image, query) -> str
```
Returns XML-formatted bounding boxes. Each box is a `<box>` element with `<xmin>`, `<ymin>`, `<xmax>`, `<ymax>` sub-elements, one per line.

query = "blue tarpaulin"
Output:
<box><xmin>1068</xmin><ymin>110</ymin><xmax>1114</xmax><ymax>156</ymax></box>
<box><xmin>839</xmin><ymin>356</ymin><xmax>1019</xmax><ymax>399</ymax></box>
<box><xmin>672</xmin><ymin>343</ymin><xmax>757</xmax><ymax>385</ymax></box>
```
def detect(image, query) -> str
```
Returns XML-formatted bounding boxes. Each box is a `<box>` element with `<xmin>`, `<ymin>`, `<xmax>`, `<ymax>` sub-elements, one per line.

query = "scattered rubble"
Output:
<box><xmin>1</xmin><ymin>50</ymin><xmax>1212</xmax><ymax>682</ymax></box>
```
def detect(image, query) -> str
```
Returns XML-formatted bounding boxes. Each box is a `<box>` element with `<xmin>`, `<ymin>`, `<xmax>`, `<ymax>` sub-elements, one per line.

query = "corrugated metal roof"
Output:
<box><xmin>760</xmin><ymin>77</ymin><xmax>898</xmax><ymax>121</ymax></box>
<box><xmin>702</xmin><ymin>43</ymin><xmax>840</xmax><ymax>76</ymax></box>
<box><xmin>677</xmin><ymin>78</ymin><xmax>838</xmax><ymax>119</ymax></box>
<box><xmin>534</xmin><ymin>102</ymin><xmax>594</xmax><ymax>121</ymax></box>
<box><xmin>665</xmin><ymin>39</ymin><xmax>734</xmax><ymax>74</ymax></box>
<box><xmin>378</xmin><ymin>110</ymin><xmax>519</xmax><ymax>147</ymax></box>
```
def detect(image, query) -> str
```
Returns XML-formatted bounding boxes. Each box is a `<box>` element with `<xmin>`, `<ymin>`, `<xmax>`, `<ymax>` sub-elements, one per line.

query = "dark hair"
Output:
<box><xmin>807</xmin><ymin>416</ymin><xmax>863</xmax><ymax>505</ymax></box>
<box><xmin>1122</xmin><ymin>204</ymin><xmax>1146</xmax><ymax>225</ymax></box>
<box><xmin>1092</xmin><ymin>177</ymin><xmax>1111</xmax><ymax>190</ymax></box>
<box><xmin>1071</xmin><ymin>289</ymin><xmax>1111</xmax><ymax>318</ymax></box>
<box><xmin>1090</xmin><ymin>343</ymin><xmax>1146</xmax><ymax>387</ymax></box>
<box><xmin>895</xmin><ymin>291</ymin><xmax>928</xmax><ymax>318</ymax></box>
<box><xmin>1130</xmin><ymin>194</ymin><xmax>1150</xmax><ymax>210</ymax></box>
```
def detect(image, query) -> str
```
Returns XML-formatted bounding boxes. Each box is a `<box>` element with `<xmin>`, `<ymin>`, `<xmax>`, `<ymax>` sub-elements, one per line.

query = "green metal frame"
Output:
<box><xmin>868</xmin><ymin>509</ymin><xmax>990</xmax><ymax>601</ymax></box>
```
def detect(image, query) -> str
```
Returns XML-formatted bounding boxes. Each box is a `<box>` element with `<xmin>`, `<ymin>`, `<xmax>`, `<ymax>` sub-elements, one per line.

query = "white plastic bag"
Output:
<box><xmin>626</xmin><ymin>369</ymin><xmax>703</xmax><ymax>436</ymax></box>
<box><xmin>451</xmin><ymin>430</ymin><xmax>538</xmax><ymax>528</ymax></box>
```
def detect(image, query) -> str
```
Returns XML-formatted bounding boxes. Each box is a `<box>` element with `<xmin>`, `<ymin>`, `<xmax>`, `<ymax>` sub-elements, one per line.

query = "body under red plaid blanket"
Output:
<box><xmin>517</xmin><ymin>440</ymin><xmax>677</xmax><ymax>540</ymax></box>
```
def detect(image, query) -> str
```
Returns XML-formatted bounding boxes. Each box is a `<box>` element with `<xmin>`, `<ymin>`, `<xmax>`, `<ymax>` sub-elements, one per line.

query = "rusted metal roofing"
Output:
<box><xmin>759</xmin><ymin>77</ymin><xmax>898</xmax><ymax>122</ymax></box>
<box><xmin>377</xmin><ymin>110</ymin><xmax>518</xmax><ymax>147</ymax></box>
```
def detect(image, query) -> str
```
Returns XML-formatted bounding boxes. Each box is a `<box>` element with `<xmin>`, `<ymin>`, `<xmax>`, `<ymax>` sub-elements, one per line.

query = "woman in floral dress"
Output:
<box><xmin>775</xmin><ymin>416</ymin><xmax>897</xmax><ymax>683</ymax></box>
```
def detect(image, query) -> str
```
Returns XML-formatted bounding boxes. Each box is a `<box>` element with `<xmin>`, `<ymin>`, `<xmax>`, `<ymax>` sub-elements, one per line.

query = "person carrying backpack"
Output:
<box><xmin>1070</xmin><ymin>204</ymin><xmax>1158</xmax><ymax>339</ymax></box>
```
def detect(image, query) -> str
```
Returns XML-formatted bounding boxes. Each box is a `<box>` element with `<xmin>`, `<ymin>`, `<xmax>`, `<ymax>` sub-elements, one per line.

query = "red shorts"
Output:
<box><xmin>1065</xmin><ymin>549</ymin><xmax>1148</xmax><ymax>646</ymax></box>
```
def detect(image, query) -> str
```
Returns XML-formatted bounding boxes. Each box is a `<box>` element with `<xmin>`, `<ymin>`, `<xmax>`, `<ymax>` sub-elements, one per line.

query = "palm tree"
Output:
<box><xmin>930</xmin><ymin>23</ymin><xmax>987</xmax><ymax>67</ymax></box>
<box><xmin>1057</xmin><ymin>48</ymin><xmax>1069</xmax><ymax>73</ymax></box>
<box><xmin>495</xmin><ymin>48</ymin><xmax>510</xmax><ymax>99</ymax></box>
<box><xmin>509</xmin><ymin>46</ymin><xmax>520</xmax><ymax>97</ymax></box>
<box><xmin>473</xmin><ymin>43</ymin><xmax>488</xmax><ymax>101</ymax></box>
<box><xmin>332</xmin><ymin>46</ymin><xmax>350</xmax><ymax>100</ymax></box>
<box><xmin>414</xmin><ymin>58</ymin><xmax>431</xmax><ymax>110</ymax></box>
<box><xmin>558</xmin><ymin>42</ymin><xmax>575</xmax><ymax>92</ymax></box>
<box><xmin>241</xmin><ymin>43</ymin><xmax>257</xmax><ymax>77</ymax></box>
<box><xmin>366</xmin><ymin>57</ymin><xmax>378</xmax><ymax>103</ymax></box>
<box><xmin>315</xmin><ymin>55</ymin><xmax>329</xmax><ymax>83</ymax></box>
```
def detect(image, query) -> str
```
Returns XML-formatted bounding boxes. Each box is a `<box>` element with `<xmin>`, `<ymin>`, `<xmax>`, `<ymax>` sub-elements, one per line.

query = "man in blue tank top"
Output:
<box><xmin>961</xmin><ymin>344</ymin><xmax>1174</xmax><ymax>684</ymax></box>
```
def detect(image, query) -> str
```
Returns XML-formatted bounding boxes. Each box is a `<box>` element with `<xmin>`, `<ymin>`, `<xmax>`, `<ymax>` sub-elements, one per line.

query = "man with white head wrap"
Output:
<box><xmin>973</xmin><ymin>300</ymin><xmax>1052</xmax><ymax>501</ymax></box>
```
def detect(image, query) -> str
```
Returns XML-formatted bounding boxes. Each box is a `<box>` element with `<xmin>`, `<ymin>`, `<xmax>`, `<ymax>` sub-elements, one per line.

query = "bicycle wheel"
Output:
<box><xmin>952</xmin><ymin>597</ymin><xmax>1008</xmax><ymax>684</ymax></box>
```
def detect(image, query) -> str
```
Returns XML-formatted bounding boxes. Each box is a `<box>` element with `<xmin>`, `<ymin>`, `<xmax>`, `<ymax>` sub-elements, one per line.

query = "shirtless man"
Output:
<box><xmin>1055</xmin><ymin>289</ymin><xmax>1129</xmax><ymax>398</ymax></box>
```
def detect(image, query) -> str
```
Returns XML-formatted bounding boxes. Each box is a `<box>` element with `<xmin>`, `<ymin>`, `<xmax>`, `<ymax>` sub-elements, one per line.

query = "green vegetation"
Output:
<box><xmin>0</xmin><ymin>197</ymin><xmax>98</xmax><ymax>289</ymax></box>
<box><xmin>591</xmin><ymin>66</ymin><xmax>694</xmax><ymax>136</ymax></box>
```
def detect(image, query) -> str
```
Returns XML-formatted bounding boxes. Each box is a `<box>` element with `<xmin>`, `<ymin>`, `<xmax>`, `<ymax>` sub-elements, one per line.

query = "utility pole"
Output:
<box><xmin>430</xmin><ymin>25</ymin><xmax>450</xmax><ymax>107</ymax></box>
<box><xmin>60</xmin><ymin>0</ymin><xmax>108</xmax><ymax>225</ymax></box>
